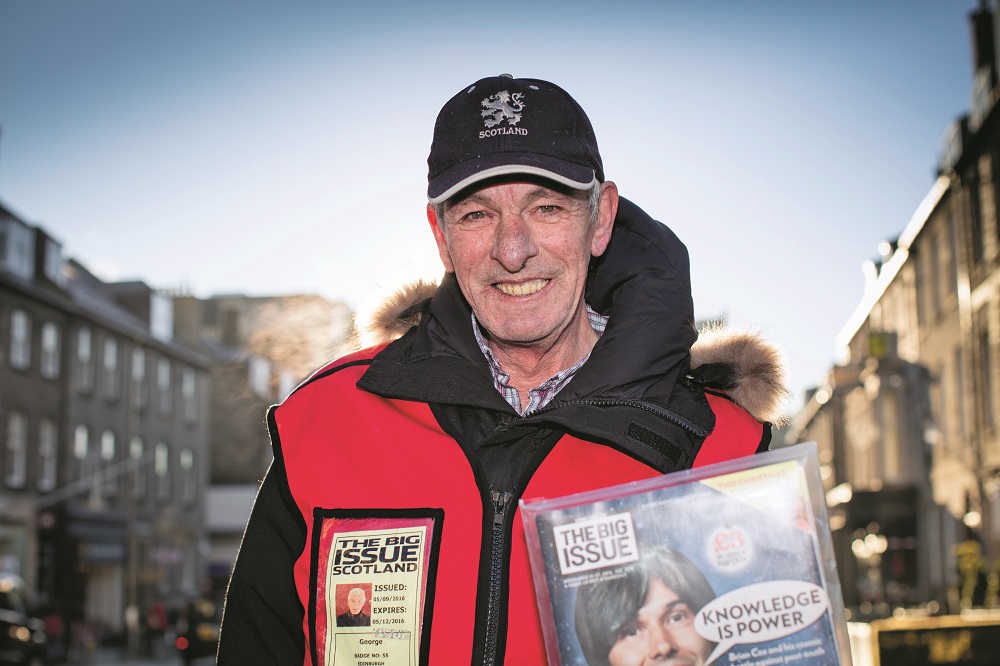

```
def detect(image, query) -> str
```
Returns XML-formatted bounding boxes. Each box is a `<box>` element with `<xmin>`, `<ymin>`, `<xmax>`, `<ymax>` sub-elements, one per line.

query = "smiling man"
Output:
<box><xmin>219</xmin><ymin>75</ymin><xmax>787</xmax><ymax>665</ymax></box>
<box><xmin>428</xmin><ymin>177</ymin><xmax>616</xmax><ymax>409</ymax></box>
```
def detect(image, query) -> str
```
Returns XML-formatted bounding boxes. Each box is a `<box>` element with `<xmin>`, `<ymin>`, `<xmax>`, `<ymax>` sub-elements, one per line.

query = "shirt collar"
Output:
<box><xmin>471</xmin><ymin>305</ymin><xmax>608</xmax><ymax>415</ymax></box>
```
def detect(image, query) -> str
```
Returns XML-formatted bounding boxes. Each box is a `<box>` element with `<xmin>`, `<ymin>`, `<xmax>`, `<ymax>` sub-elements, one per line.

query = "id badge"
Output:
<box><xmin>310</xmin><ymin>509</ymin><xmax>443</xmax><ymax>666</ymax></box>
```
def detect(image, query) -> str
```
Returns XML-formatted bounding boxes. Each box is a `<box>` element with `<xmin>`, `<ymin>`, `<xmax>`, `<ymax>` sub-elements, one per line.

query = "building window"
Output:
<box><xmin>102</xmin><ymin>336</ymin><xmax>119</xmax><ymax>400</ymax></box>
<box><xmin>40</xmin><ymin>322</ymin><xmax>60</xmax><ymax>379</ymax></box>
<box><xmin>155</xmin><ymin>442</ymin><xmax>170</xmax><ymax>502</ymax></box>
<box><xmin>279</xmin><ymin>370</ymin><xmax>297</xmax><ymax>400</ymax></box>
<box><xmin>9</xmin><ymin>309</ymin><xmax>31</xmax><ymax>370</ymax></box>
<box><xmin>931</xmin><ymin>362</ymin><xmax>946</xmax><ymax>446</ymax></box>
<box><xmin>100</xmin><ymin>430</ymin><xmax>117</xmax><ymax>497</ymax></box>
<box><xmin>947</xmin><ymin>209</ymin><xmax>958</xmax><ymax>295</ymax></box>
<box><xmin>5</xmin><ymin>411</ymin><xmax>27</xmax><ymax>488</ymax></box>
<box><xmin>0</xmin><ymin>218</ymin><xmax>34</xmax><ymax>280</ymax></box>
<box><xmin>131</xmin><ymin>348</ymin><xmax>146</xmax><ymax>409</ymax></box>
<box><xmin>973</xmin><ymin>70</ymin><xmax>994</xmax><ymax>129</ymax></box>
<box><xmin>181</xmin><ymin>368</ymin><xmax>197</xmax><ymax>424</ymax></box>
<box><xmin>223</xmin><ymin>309</ymin><xmax>240</xmax><ymax>347</ymax></box>
<box><xmin>157</xmin><ymin>359</ymin><xmax>172</xmax><ymax>416</ymax></box>
<box><xmin>913</xmin><ymin>254</ymin><xmax>925</xmax><ymax>328</ymax></box>
<box><xmin>130</xmin><ymin>436</ymin><xmax>147</xmax><ymax>500</ymax></box>
<box><xmin>74</xmin><ymin>424</ymin><xmax>93</xmax><ymax>483</ymax></box>
<box><xmin>42</xmin><ymin>237</ymin><xmax>66</xmax><ymax>287</ymax></box>
<box><xmin>980</xmin><ymin>328</ymin><xmax>994</xmax><ymax>432</ymax></box>
<box><xmin>929</xmin><ymin>232</ymin><xmax>942</xmax><ymax>318</ymax></box>
<box><xmin>100</xmin><ymin>430</ymin><xmax>115</xmax><ymax>461</ymax></box>
<box><xmin>955</xmin><ymin>346</ymin><xmax>967</xmax><ymax>441</ymax></box>
<box><xmin>881</xmin><ymin>388</ymin><xmax>901</xmax><ymax>480</ymax></box>
<box><xmin>180</xmin><ymin>448</ymin><xmax>196</xmax><ymax>506</ymax></box>
<box><xmin>76</xmin><ymin>327</ymin><xmax>94</xmax><ymax>392</ymax></box>
<box><xmin>249</xmin><ymin>356</ymin><xmax>271</xmax><ymax>398</ymax></box>
<box><xmin>150</xmin><ymin>291</ymin><xmax>173</xmax><ymax>342</ymax></box>
<box><xmin>994</xmin><ymin>152</ymin><xmax>1000</xmax><ymax>242</ymax></box>
<box><xmin>73</xmin><ymin>425</ymin><xmax>89</xmax><ymax>460</ymax></box>
<box><xmin>37</xmin><ymin>418</ymin><xmax>57</xmax><ymax>492</ymax></box>
<box><xmin>970</xmin><ymin>175</ymin><xmax>984</xmax><ymax>263</ymax></box>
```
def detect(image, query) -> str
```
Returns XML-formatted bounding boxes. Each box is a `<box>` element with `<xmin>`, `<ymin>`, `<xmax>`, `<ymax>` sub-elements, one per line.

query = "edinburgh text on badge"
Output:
<box><xmin>553</xmin><ymin>512</ymin><xmax>639</xmax><ymax>575</ymax></box>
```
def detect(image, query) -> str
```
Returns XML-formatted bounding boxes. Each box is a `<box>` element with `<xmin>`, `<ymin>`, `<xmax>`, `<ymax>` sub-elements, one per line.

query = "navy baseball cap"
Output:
<box><xmin>427</xmin><ymin>74</ymin><xmax>604</xmax><ymax>204</ymax></box>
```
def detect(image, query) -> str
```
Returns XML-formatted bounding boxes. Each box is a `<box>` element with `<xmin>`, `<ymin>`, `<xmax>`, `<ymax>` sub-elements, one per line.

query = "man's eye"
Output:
<box><xmin>537</xmin><ymin>205</ymin><xmax>560</xmax><ymax>214</ymax></box>
<box><xmin>463</xmin><ymin>211</ymin><xmax>487</xmax><ymax>221</ymax></box>
<box><xmin>667</xmin><ymin>609</ymin><xmax>692</xmax><ymax>624</ymax></box>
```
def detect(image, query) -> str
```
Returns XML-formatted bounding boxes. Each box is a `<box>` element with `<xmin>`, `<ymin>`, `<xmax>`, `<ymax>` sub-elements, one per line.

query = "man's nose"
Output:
<box><xmin>646</xmin><ymin>623</ymin><xmax>677</xmax><ymax>660</ymax></box>
<box><xmin>490</xmin><ymin>213</ymin><xmax>538</xmax><ymax>272</ymax></box>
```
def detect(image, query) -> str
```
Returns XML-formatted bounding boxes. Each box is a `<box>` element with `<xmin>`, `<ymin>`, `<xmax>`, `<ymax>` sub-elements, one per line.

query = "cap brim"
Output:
<box><xmin>427</xmin><ymin>153</ymin><xmax>597</xmax><ymax>204</ymax></box>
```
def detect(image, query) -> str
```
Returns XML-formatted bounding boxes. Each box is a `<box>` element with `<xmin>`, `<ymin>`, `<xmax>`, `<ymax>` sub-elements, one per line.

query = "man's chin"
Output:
<box><xmin>477</xmin><ymin>316</ymin><xmax>556</xmax><ymax>347</ymax></box>
<box><xmin>484</xmin><ymin>328</ymin><xmax>555</xmax><ymax>349</ymax></box>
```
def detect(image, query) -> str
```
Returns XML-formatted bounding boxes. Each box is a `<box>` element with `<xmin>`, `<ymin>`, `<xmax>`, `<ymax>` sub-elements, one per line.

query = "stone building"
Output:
<box><xmin>787</xmin><ymin>2</ymin><xmax>1000</xmax><ymax>617</ymax></box>
<box><xmin>0</xmin><ymin>202</ymin><xmax>212</xmax><ymax>646</ymax></box>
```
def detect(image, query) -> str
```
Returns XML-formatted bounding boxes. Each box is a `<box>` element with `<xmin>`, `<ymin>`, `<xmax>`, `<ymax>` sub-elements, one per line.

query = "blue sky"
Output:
<box><xmin>0</xmin><ymin>0</ymin><xmax>981</xmax><ymax>407</ymax></box>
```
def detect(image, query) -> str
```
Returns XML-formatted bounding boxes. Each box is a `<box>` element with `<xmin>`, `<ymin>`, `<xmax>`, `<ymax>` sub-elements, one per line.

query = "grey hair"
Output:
<box><xmin>586</xmin><ymin>180</ymin><xmax>603</xmax><ymax>227</ymax></box>
<box><xmin>431</xmin><ymin>180</ymin><xmax>604</xmax><ymax>231</ymax></box>
<box><xmin>431</xmin><ymin>200</ymin><xmax>447</xmax><ymax>229</ymax></box>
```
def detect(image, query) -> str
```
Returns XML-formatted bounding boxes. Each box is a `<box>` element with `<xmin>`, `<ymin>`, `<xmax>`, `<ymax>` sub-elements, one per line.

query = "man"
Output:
<box><xmin>575</xmin><ymin>546</ymin><xmax>716</xmax><ymax>666</ymax></box>
<box><xmin>336</xmin><ymin>588</ymin><xmax>370</xmax><ymax>627</ymax></box>
<box><xmin>218</xmin><ymin>75</ymin><xmax>787</xmax><ymax>665</ymax></box>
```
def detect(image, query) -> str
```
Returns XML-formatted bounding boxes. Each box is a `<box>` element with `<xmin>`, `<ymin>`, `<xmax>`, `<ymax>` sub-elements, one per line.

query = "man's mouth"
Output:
<box><xmin>495</xmin><ymin>279</ymin><xmax>549</xmax><ymax>296</ymax></box>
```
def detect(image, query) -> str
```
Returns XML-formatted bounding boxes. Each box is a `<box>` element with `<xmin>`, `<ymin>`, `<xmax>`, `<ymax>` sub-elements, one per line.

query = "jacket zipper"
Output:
<box><xmin>476</xmin><ymin>401</ymin><xmax>702</xmax><ymax>663</ymax></box>
<box><xmin>483</xmin><ymin>488</ymin><xmax>514</xmax><ymax>666</ymax></box>
<box><xmin>524</xmin><ymin>398</ymin><xmax>709</xmax><ymax>437</ymax></box>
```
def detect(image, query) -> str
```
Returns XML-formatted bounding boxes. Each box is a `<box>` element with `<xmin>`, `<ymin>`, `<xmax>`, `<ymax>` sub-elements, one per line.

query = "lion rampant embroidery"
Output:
<box><xmin>481</xmin><ymin>91</ymin><xmax>525</xmax><ymax>128</ymax></box>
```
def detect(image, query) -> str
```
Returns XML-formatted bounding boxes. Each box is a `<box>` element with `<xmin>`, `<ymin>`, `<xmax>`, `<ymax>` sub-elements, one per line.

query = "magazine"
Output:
<box><xmin>520</xmin><ymin>443</ymin><xmax>851</xmax><ymax>666</ymax></box>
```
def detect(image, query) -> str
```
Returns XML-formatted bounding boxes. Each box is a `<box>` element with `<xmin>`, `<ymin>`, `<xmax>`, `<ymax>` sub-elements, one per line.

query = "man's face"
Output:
<box><xmin>347</xmin><ymin>590</ymin><xmax>365</xmax><ymax>615</ymax></box>
<box><xmin>607</xmin><ymin>579</ymin><xmax>714</xmax><ymax>666</ymax></box>
<box><xmin>428</xmin><ymin>180</ymin><xmax>616</xmax><ymax>352</ymax></box>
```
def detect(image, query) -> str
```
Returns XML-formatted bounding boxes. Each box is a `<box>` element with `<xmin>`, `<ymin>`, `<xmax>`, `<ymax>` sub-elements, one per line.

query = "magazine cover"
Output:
<box><xmin>521</xmin><ymin>443</ymin><xmax>851</xmax><ymax>666</ymax></box>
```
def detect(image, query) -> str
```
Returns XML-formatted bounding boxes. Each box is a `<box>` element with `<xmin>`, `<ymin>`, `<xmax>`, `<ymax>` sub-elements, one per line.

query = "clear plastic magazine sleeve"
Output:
<box><xmin>520</xmin><ymin>442</ymin><xmax>852</xmax><ymax>666</ymax></box>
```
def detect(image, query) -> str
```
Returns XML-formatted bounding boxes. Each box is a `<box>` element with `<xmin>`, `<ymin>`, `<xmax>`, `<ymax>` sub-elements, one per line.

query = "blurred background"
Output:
<box><xmin>1</xmin><ymin>0</ymin><xmax>998</xmax><ymax>663</ymax></box>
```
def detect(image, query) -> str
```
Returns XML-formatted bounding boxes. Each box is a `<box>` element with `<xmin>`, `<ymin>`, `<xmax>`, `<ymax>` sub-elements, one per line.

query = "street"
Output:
<box><xmin>70</xmin><ymin>648</ymin><xmax>213</xmax><ymax>665</ymax></box>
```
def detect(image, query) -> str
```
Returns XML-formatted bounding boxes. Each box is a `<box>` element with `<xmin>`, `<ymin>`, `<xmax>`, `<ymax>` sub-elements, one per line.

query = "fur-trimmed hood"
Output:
<box><xmin>360</xmin><ymin>280</ymin><xmax>791</xmax><ymax>426</ymax></box>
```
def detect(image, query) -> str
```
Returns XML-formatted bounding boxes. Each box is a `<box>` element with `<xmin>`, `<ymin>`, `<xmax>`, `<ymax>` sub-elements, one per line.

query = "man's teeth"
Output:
<box><xmin>497</xmin><ymin>279</ymin><xmax>548</xmax><ymax>296</ymax></box>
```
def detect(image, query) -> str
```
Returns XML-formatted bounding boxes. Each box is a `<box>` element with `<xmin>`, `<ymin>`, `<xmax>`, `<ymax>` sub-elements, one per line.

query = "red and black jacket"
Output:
<box><xmin>218</xmin><ymin>198</ymin><xmax>786</xmax><ymax>665</ymax></box>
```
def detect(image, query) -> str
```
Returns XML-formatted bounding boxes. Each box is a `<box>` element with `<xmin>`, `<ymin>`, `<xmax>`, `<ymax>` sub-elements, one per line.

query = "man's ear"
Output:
<box><xmin>590</xmin><ymin>181</ymin><xmax>618</xmax><ymax>257</ymax></box>
<box><xmin>427</xmin><ymin>204</ymin><xmax>455</xmax><ymax>272</ymax></box>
